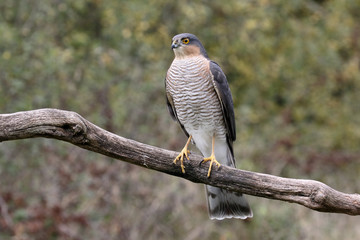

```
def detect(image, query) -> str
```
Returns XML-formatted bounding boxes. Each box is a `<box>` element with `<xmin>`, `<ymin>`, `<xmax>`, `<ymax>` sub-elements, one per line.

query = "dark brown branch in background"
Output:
<box><xmin>0</xmin><ymin>108</ymin><xmax>359</xmax><ymax>216</ymax></box>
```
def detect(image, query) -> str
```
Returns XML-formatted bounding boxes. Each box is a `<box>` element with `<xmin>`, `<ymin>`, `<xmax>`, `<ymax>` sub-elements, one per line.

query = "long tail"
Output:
<box><xmin>206</xmin><ymin>185</ymin><xmax>252</xmax><ymax>220</ymax></box>
<box><xmin>205</xmin><ymin>142</ymin><xmax>252</xmax><ymax>220</ymax></box>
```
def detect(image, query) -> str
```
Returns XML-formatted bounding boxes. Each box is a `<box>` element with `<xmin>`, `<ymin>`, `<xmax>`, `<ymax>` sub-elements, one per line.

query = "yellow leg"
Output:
<box><xmin>173</xmin><ymin>135</ymin><xmax>192</xmax><ymax>173</ymax></box>
<box><xmin>202</xmin><ymin>135</ymin><xmax>221</xmax><ymax>178</ymax></box>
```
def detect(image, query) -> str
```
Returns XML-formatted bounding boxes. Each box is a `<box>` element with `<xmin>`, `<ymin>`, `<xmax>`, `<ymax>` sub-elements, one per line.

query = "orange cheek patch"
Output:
<box><xmin>183</xmin><ymin>45</ymin><xmax>201</xmax><ymax>56</ymax></box>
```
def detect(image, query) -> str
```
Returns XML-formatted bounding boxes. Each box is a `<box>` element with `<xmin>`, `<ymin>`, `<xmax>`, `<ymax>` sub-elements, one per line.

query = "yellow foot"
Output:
<box><xmin>202</xmin><ymin>154</ymin><xmax>221</xmax><ymax>178</ymax></box>
<box><xmin>173</xmin><ymin>147</ymin><xmax>189</xmax><ymax>173</ymax></box>
<box><xmin>173</xmin><ymin>136</ymin><xmax>192</xmax><ymax>173</ymax></box>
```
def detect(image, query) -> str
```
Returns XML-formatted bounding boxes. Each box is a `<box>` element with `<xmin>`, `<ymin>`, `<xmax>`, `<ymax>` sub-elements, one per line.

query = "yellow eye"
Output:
<box><xmin>182</xmin><ymin>38</ymin><xmax>190</xmax><ymax>44</ymax></box>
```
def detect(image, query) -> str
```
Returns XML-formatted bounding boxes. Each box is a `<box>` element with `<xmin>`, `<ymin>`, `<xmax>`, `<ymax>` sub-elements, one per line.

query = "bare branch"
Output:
<box><xmin>1</xmin><ymin>108</ymin><xmax>359</xmax><ymax>215</ymax></box>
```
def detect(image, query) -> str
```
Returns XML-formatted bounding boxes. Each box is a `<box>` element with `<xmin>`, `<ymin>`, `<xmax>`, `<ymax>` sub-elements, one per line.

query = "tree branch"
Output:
<box><xmin>1</xmin><ymin>108</ymin><xmax>359</xmax><ymax>215</ymax></box>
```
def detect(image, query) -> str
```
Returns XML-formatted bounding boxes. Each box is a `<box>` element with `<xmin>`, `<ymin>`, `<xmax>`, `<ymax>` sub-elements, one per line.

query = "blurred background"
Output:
<box><xmin>1</xmin><ymin>0</ymin><xmax>360</xmax><ymax>239</ymax></box>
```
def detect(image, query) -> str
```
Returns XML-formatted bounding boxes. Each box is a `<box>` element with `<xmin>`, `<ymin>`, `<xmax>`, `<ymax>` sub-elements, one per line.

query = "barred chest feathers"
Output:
<box><xmin>166</xmin><ymin>56</ymin><xmax>226</xmax><ymax>139</ymax></box>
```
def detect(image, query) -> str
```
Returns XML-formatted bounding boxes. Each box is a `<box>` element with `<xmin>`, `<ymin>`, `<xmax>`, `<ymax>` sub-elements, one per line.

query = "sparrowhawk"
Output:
<box><xmin>165</xmin><ymin>33</ymin><xmax>253</xmax><ymax>220</ymax></box>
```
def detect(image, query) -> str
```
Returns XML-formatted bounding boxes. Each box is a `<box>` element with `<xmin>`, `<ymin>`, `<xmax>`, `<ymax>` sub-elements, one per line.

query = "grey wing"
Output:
<box><xmin>209</xmin><ymin>61</ymin><xmax>236</xmax><ymax>142</ymax></box>
<box><xmin>165</xmin><ymin>78</ymin><xmax>190</xmax><ymax>138</ymax></box>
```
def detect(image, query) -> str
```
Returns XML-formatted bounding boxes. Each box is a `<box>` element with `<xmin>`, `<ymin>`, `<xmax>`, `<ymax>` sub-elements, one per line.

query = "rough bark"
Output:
<box><xmin>0</xmin><ymin>108</ymin><xmax>359</xmax><ymax>215</ymax></box>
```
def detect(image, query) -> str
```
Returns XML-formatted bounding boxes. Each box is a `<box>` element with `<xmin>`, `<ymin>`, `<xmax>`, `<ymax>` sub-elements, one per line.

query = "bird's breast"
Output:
<box><xmin>166</xmin><ymin>56</ymin><xmax>226</xmax><ymax>137</ymax></box>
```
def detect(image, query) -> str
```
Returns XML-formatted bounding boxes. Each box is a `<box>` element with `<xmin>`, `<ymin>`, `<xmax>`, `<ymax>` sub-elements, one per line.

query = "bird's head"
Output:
<box><xmin>171</xmin><ymin>33</ymin><xmax>208</xmax><ymax>59</ymax></box>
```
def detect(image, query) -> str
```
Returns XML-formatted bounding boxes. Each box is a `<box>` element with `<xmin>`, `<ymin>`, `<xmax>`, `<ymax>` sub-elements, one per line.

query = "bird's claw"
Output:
<box><xmin>173</xmin><ymin>135</ymin><xmax>192</xmax><ymax>173</ymax></box>
<box><xmin>173</xmin><ymin>148</ymin><xmax>190</xmax><ymax>173</ymax></box>
<box><xmin>202</xmin><ymin>154</ymin><xmax>221</xmax><ymax>178</ymax></box>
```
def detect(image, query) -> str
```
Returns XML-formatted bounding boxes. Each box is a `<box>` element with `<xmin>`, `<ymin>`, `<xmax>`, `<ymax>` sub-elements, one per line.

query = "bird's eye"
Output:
<box><xmin>182</xmin><ymin>38</ymin><xmax>190</xmax><ymax>44</ymax></box>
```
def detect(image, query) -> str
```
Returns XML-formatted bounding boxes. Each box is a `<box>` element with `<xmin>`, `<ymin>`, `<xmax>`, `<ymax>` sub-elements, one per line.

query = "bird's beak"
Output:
<box><xmin>171</xmin><ymin>40</ymin><xmax>180</xmax><ymax>49</ymax></box>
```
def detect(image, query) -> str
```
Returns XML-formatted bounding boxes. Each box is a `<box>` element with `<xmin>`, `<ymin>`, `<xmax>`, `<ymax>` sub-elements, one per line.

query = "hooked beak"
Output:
<box><xmin>171</xmin><ymin>40</ymin><xmax>180</xmax><ymax>49</ymax></box>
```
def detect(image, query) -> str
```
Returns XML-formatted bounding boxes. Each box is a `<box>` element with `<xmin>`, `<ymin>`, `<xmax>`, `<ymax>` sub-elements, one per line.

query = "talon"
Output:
<box><xmin>173</xmin><ymin>135</ymin><xmax>192</xmax><ymax>173</ymax></box>
<box><xmin>202</xmin><ymin>154</ymin><xmax>221</xmax><ymax>177</ymax></box>
<box><xmin>202</xmin><ymin>135</ymin><xmax>221</xmax><ymax>178</ymax></box>
<box><xmin>173</xmin><ymin>149</ymin><xmax>189</xmax><ymax>173</ymax></box>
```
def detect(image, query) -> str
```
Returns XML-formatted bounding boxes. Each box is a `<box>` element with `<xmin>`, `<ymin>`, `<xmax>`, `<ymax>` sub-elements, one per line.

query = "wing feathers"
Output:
<box><xmin>209</xmin><ymin>61</ymin><xmax>236</xmax><ymax>142</ymax></box>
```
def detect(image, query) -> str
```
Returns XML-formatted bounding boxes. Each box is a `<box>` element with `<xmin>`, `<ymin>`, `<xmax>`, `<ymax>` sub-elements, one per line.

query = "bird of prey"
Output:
<box><xmin>165</xmin><ymin>33</ymin><xmax>253</xmax><ymax>220</ymax></box>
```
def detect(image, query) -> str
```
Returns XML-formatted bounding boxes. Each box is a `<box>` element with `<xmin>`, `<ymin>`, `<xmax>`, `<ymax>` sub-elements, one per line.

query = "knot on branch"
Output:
<box><xmin>58</xmin><ymin>121</ymin><xmax>87</xmax><ymax>141</ymax></box>
<box><xmin>310</xmin><ymin>185</ymin><xmax>327</xmax><ymax>207</ymax></box>
<box><xmin>53</xmin><ymin>111</ymin><xmax>89</xmax><ymax>144</ymax></box>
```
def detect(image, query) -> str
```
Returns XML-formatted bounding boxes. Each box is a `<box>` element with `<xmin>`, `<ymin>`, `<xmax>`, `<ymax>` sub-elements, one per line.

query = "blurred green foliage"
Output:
<box><xmin>0</xmin><ymin>0</ymin><xmax>360</xmax><ymax>239</ymax></box>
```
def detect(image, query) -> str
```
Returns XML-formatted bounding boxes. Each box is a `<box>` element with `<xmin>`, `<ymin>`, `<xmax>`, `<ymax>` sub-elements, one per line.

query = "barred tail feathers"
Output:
<box><xmin>206</xmin><ymin>185</ymin><xmax>252</xmax><ymax>220</ymax></box>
